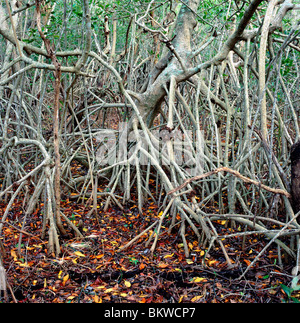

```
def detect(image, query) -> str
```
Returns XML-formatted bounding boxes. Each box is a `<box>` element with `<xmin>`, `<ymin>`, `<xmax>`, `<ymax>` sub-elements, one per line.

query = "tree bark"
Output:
<box><xmin>0</xmin><ymin>0</ymin><xmax>21</xmax><ymax>97</ymax></box>
<box><xmin>291</xmin><ymin>141</ymin><xmax>300</xmax><ymax>214</ymax></box>
<box><xmin>135</xmin><ymin>0</ymin><xmax>201</xmax><ymax>127</ymax></box>
<box><xmin>36</xmin><ymin>0</ymin><xmax>66</xmax><ymax>239</ymax></box>
<box><xmin>258</xmin><ymin>0</ymin><xmax>277</xmax><ymax>140</ymax></box>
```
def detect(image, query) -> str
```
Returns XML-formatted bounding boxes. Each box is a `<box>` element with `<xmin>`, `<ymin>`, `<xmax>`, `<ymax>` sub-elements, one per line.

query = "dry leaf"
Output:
<box><xmin>74</xmin><ymin>251</ymin><xmax>86</xmax><ymax>257</ymax></box>
<box><xmin>158</xmin><ymin>262</ymin><xmax>169</xmax><ymax>268</ymax></box>
<box><xmin>244</xmin><ymin>259</ymin><xmax>251</xmax><ymax>266</ymax></box>
<box><xmin>11</xmin><ymin>250</ymin><xmax>18</xmax><ymax>262</ymax></box>
<box><xmin>191</xmin><ymin>277</ymin><xmax>207</xmax><ymax>283</ymax></box>
<box><xmin>62</xmin><ymin>274</ymin><xmax>69</xmax><ymax>286</ymax></box>
<box><xmin>191</xmin><ymin>295</ymin><xmax>203</xmax><ymax>302</ymax></box>
<box><xmin>124</xmin><ymin>280</ymin><xmax>131</xmax><ymax>288</ymax></box>
<box><xmin>164</xmin><ymin>253</ymin><xmax>174</xmax><ymax>259</ymax></box>
<box><xmin>67</xmin><ymin>295</ymin><xmax>76</xmax><ymax>300</ymax></box>
<box><xmin>93</xmin><ymin>295</ymin><xmax>102</xmax><ymax>303</ymax></box>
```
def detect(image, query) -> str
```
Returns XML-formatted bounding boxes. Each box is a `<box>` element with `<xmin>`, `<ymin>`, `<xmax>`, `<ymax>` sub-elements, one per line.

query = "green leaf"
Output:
<box><xmin>281</xmin><ymin>284</ymin><xmax>292</xmax><ymax>297</ymax></box>
<box><xmin>291</xmin><ymin>297</ymin><xmax>300</xmax><ymax>303</ymax></box>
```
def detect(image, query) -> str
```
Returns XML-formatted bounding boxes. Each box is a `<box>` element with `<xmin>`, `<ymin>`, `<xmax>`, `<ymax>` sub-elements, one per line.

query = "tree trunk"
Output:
<box><xmin>291</xmin><ymin>141</ymin><xmax>300</xmax><ymax>215</ymax></box>
<box><xmin>136</xmin><ymin>0</ymin><xmax>200</xmax><ymax>127</ymax></box>
<box><xmin>0</xmin><ymin>0</ymin><xmax>21</xmax><ymax>97</ymax></box>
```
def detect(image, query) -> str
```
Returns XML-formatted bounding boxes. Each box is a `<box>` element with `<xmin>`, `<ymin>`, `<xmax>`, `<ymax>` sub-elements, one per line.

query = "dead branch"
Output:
<box><xmin>168</xmin><ymin>167</ymin><xmax>291</xmax><ymax>198</ymax></box>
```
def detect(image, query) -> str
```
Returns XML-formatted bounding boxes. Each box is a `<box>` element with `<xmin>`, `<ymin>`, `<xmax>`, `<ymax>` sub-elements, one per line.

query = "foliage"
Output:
<box><xmin>281</xmin><ymin>276</ymin><xmax>300</xmax><ymax>303</ymax></box>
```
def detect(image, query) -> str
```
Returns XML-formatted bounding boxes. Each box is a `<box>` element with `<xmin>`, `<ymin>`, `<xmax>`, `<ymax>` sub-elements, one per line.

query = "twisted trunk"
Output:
<box><xmin>137</xmin><ymin>0</ymin><xmax>200</xmax><ymax>127</ymax></box>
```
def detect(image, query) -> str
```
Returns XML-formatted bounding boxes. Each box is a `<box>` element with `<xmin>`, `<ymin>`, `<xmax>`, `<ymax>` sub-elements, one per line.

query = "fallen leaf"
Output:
<box><xmin>207</xmin><ymin>259</ymin><xmax>217</xmax><ymax>266</ymax></box>
<box><xmin>93</xmin><ymin>295</ymin><xmax>102</xmax><ymax>303</ymax></box>
<box><xmin>191</xmin><ymin>295</ymin><xmax>203</xmax><ymax>302</ymax></box>
<box><xmin>94</xmin><ymin>285</ymin><xmax>106</xmax><ymax>290</ymax></box>
<box><xmin>158</xmin><ymin>262</ymin><xmax>169</xmax><ymax>268</ymax></box>
<box><xmin>74</xmin><ymin>251</ymin><xmax>86</xmax><ymax>257</ymax></box>
<box><xmin>62</xmin><ymin>274</ymin><xmax>69</xmax><ymax>286</ymax></box>
<box><xmin>179</xmin><ymin>295</ymin><xmax>185</xmax><ymax>303</ymax></box>
<box><xmin>67</xmin><ymin>295</ymin><xmax>76</xmax><ymax>300</ymax></box>
<box><xmin>244</xmin><ymin>259</ymin><xmax>251</xmax><ymax>266</ymax></box>
<box><xmin>11</xmin><ymin>249</ymin><xmax>18</xmax><ymax>262</ymax></box>
<box><xmin>124</xmin><ymin>280</ymin><xmax>131</xmax><ymax>288</ymax></box>
<box><xmin>191</xmin><ymin>277</ymin><xmax>207</xmax><ymax>283</ymax></box>
<box><xmin>18</xmin><ymin>262</ymin><xmax>30</xmax><ymax>268</ymax></box>
<box><xmin>164</xmin><ymin>253</ymin><xmax>174</xmax><ymax>259</ymax></box>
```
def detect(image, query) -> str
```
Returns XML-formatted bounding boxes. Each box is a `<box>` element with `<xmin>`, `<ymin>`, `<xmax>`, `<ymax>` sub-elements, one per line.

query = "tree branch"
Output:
<box><xmin>179</xmin><ymin>0</ymin><xmax>265</xmax><ymax>80</ymax></box>
<box><xmin>168</xmin><ymin>167</ymin><xmax>291</xmax><ymax>198</ymax></box>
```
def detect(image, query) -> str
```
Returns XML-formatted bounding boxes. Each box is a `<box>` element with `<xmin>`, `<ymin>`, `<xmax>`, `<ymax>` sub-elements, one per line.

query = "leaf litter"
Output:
<box><xmin>0</xmin><ymin>193</ymin><xmax>297</xmax><ymax>303</ymax></box>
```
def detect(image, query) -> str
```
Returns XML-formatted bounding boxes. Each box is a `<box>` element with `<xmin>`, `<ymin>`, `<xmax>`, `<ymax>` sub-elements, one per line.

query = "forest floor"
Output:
<box><xmin>1</xmin><ymin>176</ymin><xmax>299</xmax><ymax>304</ymax></box>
